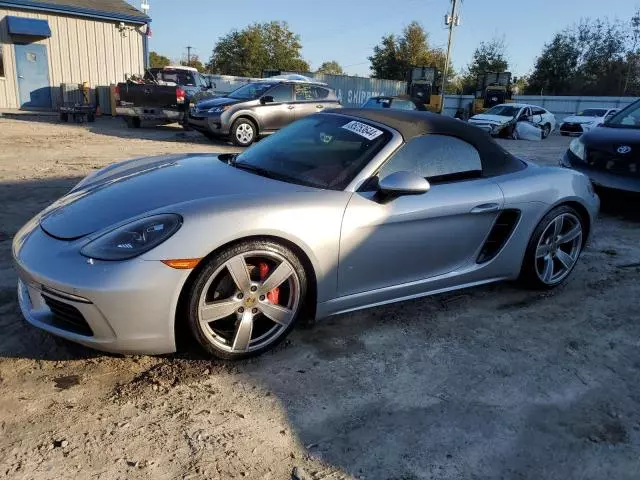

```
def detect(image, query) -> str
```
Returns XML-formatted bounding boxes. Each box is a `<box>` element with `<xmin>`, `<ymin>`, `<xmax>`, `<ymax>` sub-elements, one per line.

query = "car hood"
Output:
<box><xmin>580</xmin><ymin>126</ymin><xmax>640</xmax><ymax>155</ymax></box>
<box><xmin>195</xmin><ymin>96</ymin><xmax>243</xmax><ymax>109</ymax></box>
<box><xmin>39</xmin><ymin>154</ymin><xmax>310</xmax><ymax>240</ymax></box>
<box><xmin>563</xmin><ymin>115</ymin><xmax>598</xmax><ymax>124</ymax></box>
<box><xmin>469</xmin><ymin>114</ymin><xmax>513</xmax><ymax>124</ymax></box>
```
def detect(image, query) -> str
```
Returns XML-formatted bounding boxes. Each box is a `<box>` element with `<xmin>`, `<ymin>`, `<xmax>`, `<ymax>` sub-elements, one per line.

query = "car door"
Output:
<box><xmin>293</xmin><ymin>84</ymin><xmax>327</xmax><ymax>119</ymax></box>
<box><xmin>257</xmin><ymin>83</ymin><xmax>295</xmax><ymax>131</ymax></box>
<box><xmin>338</xmin><ymin>134</ymin><xmax>504</xmax><ymax>296</ymax></box>
<box><xmin>530</xmin><ymin>107</ymin><xmax>544</xmax><ymax>126</ymax></box>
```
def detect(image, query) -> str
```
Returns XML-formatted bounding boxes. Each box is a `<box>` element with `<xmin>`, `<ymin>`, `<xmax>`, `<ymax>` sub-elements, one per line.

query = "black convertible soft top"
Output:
<box><xmin>324</xmin><ymin>108</ymin><xmax>525</xmax><ymax>177</ymax></box>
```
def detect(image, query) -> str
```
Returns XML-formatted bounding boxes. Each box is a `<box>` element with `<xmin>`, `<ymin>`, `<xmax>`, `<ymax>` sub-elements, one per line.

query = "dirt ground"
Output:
<box><xmin>1</xmin><ymin>117</ymin><xmax>639</xmax><ymax>480</ymax></box>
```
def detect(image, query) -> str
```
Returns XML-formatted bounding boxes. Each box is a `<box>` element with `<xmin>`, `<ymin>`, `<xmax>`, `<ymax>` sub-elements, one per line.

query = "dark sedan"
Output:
<box><xmin>560</xmin><ymin>99</ymin><xmax>640</xmax><ymax>193</ymax></box>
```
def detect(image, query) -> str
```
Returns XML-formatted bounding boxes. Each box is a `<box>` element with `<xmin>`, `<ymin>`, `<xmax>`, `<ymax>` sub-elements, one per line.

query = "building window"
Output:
<box><xmin>0</xmin><ymin>45</ymin><xmax>5</xmax><ymax>78</ymax></box>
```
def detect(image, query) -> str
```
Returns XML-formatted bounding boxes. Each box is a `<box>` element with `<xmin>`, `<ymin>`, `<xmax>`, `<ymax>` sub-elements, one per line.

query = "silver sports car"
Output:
<box><xmin>13</xmin><ymin>109</ymin><xmax>600</xmax><ymax>359</ymax></box>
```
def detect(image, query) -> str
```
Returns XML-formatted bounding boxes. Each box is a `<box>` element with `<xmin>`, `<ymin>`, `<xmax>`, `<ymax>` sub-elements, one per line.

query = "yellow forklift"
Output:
<box><xmin>472</xmin><ymin>72</ymin><xmax>513</xmax><ymax>115</ymax></box>
<box><xmin>407</xmin><ymin>66</ymin><xmax>442</xmax><ymax>113</ymax></box>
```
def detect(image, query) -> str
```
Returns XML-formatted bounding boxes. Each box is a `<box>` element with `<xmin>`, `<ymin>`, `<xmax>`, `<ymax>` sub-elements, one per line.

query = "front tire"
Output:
<box><xmin>231</xmin><ymin>118</ymin><xmax>257</xmax><ymax>147</ymax></box>
<box><xmin>186</xmin><ymin>240</ymin><xmax>307</xmax><ymax>360</ymax></box>
<box><xmin>520</xmin><ymin>205</ymin><xmax>585</xmax><ymax>289</ymax></box>
<box><xmin>542</xmin><ymin>123</ymin><xmax>551</xmax><ymax>139</ymax></box>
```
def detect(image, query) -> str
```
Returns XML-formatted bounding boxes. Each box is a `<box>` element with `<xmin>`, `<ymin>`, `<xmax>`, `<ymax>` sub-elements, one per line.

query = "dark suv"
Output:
<box><xmin>188</xmin><ymin>77</ymin><xmax>341</xmax><ymax>146</ymax></box>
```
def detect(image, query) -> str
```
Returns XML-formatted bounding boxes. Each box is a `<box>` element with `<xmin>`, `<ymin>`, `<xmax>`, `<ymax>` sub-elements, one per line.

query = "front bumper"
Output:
<box><xmin>560</xmin><ymin>151</ymin><xmax>640</xmax><ymax>193</ymax></box>
<box><xmin>116</xmin><ymin>106</ymin><xmax>184</xmax><ymax>123</ymax></box>
<box><xmin>468</xmin><ymin>121</ymin><xmax>506</xmax><ymax>136</ymax></box>
<box><xmin>13</xmin><ymin>223</ymin><xmax>191</xmax><ymax>354</ymax></box>
<box><xmin>560</xmin><ymin>122</ymin><xmax>588</xmax><ymax>135</ymax></box>
<box><xmin>187</xmin><ymin>110</ymin><xmax>230</xmax><ymax>136</ymax></box>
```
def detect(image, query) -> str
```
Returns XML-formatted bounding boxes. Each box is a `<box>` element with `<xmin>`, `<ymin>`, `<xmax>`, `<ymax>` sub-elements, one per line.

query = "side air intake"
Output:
<box><xmin>477</xmin><ymin>209</ymin><xmax>521</xmax><ymax>264</ymax></box>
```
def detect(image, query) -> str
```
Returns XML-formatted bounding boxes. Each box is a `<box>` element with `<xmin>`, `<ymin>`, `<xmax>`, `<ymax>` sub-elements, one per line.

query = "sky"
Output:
<box><xmin>132</xmin><ymin>0</ymin><xmax>639</xmax><ymax>77</ymax></box>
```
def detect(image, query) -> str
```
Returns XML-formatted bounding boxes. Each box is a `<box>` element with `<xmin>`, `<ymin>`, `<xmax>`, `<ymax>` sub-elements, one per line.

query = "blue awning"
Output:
<box><xmin>6</xmin><ymin>16</ymin><xmax>51</xmax><ymax>38</ymax></box>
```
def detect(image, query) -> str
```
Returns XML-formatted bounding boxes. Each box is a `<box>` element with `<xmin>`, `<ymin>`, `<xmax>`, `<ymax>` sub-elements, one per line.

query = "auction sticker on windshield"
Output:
<box><xmin>341</xmin><ymin>121</ymin><xmax>383</xmax><ymax>140</ymax></box>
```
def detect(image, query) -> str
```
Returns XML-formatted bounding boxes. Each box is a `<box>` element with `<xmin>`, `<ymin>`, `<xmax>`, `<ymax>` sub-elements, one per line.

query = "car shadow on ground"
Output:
<box><xmin>597</xmin><ymin>188</ymin><xmax>640</xmax><ymax>223</ymax></box>
<box><xmin>0</xmin><ymin>114</ymin><xmax>236</xmax><ymax>148</ymax></box>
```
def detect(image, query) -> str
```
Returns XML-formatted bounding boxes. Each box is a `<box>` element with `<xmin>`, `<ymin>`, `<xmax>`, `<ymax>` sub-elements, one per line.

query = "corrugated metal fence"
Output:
<box><xmin>205</xmin><ymin>72</ymin><xmax>406</xmax><ymax>108</ymax></box>
<box><xmin>292</xmin><ymin>72</ymin><xmax>406</xmax><ymax>108</ymax></box>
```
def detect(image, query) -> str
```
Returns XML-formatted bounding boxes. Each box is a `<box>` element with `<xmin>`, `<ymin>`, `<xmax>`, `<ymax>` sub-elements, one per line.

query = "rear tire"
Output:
<box><xmin>60</xmin><ymin>113</ymin><xmax>69</xmax><ymax>122</ymax></box>
<box><xmin>519</xmin><ymin>205</ymin><xmax>585</xmax><ymax>289</ymax></box>
<box><xmin>230</xmin><ymin>118</ymin><xmax>257</xmax><ymax>147</ymax></box>
<box><xmin>185</xmin><ymin>240</ymin><xmax>307</xmax><ymax>360</ymax></box>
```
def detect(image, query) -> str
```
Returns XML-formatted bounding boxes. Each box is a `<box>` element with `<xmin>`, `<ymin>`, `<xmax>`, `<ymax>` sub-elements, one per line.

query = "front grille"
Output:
<box><xmin>587</xmin><ymin>150</ymin><xmax>640</xmax><ymax>178</ymax></box>
<box><xmin>43</xmin><ymin>295</ymin><xmax>93</xmax><ymax>336</ymax></box>
<box><xmin>561</xmin><ymin>123</ymin><xmax>583</xmax><ymax>133</ymax></box>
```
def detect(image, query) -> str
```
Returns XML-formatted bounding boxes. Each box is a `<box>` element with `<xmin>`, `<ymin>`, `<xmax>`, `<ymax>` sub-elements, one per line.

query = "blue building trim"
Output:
<box><xmin>6</xmin><ymin>15</ymin><xmax>51</xmax><ymax>36</ymax></box>
<box><xmin>0</xmin><ymin>1</ymin><xmax>150</xmax><ymax>24</ymax></box>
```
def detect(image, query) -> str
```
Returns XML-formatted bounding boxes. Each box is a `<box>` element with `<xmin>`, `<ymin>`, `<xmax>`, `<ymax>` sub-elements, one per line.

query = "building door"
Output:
<box><xmin>15</xmin><ymin>44</ymin><xmax>51</xmax><ymax>109</ymax></box>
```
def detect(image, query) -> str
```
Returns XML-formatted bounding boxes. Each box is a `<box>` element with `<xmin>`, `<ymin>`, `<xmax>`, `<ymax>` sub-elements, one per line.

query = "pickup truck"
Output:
<box><xmin>115</xmin><ymin>66</ymin><xmax>215</xmax><ymax>128</ymax></box>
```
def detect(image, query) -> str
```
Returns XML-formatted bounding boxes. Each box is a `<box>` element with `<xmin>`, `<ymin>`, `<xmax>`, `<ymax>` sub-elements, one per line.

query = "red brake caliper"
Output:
<box><xmin>259</xmin><ymin>262</ymin><xmax>280</xmax><ymax>304</ymax></box>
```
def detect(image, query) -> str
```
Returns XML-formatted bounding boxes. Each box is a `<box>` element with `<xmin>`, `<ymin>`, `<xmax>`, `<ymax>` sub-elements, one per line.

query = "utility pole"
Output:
<box><xmin>440</xmin><ymin>0</ymin><xmax>460</xmax><ymax>113</ymax></box>
<box><xmin>186</xmin><ymin>46</ymin><xmax>193</xmax><ymax>67</ymax></box>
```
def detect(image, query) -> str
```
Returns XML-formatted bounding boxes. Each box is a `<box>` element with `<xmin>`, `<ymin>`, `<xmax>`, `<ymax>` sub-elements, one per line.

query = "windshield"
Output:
<box><xmin>228</xmin><ymin>82</ymin><xmax>275</xmax><ymax>100</ymax></box>
<box><xmin>363</xmin><ymin>98</ymin><xmax>392</xmax><ymax>109</ymax></box>
<box><xmin>578</xmin><ymin>109</ymin><xmax>607</xmax><ymax>117</ymax></box>
<box><xmin>484</xmin><ymin>105</ymin><xmax>520</xmax><ymax>117</ymax></box>
<box><xmin>234</xmin><ymin>115</ymin><xmax>392</xmax><ymax>190</ymax></box>
<box><xmin>605</xmin><ymin>100</ymin><xmax>640</xmax><ymax>128</ymax></box>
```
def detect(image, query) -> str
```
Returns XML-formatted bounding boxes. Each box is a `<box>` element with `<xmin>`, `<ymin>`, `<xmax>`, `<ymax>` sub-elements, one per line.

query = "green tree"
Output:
<box><xmin>180</xmin><ymin>54</ymin><xmax>205</xmax><ymax>72</ymax></box>
<box><xmin>207</xmin><ymin>21</ymin><xmax>309</xmax><ymax>77</ymax></box>
<box><xmin>526</xmin><ymin>32</ymin><xmax>580</xmax><ymax>95</ymax></box>
<box><xmin>369</xmin><ymin>22</ymin><xmax>453</xmax><ymax>81</ymax></box>
<box><xmin>316</xmin><ymin>61</ymin><xmax>344</xmax><ymax>75</ymax></box>
<box><xmin>527</xmin><ymin>13</ymin><xmax>640</xmax><ymax>96</ymax></box>
<box><xmin>149</xmin><ymin>51</ymin><xmax>171</xmax><ymax>68</ymax></box>
<box><xmin>461</xmin><ymin>39</ymin><xmax>509</xmax><ymax>92</ymax></box>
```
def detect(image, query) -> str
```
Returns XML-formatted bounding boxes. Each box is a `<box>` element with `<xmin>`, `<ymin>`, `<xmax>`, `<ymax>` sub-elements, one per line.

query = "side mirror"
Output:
<box><xmin>378</xmin><ymin>171</ymin><xmax>430</xmax><ymax>196</ymax></box>
<box><xmin>206</xmin><ymin>81</ymin><xmax>214</xmax><ymax>90</ymax></box>
<box><xmin>261</xmin><ymin>95</ymin><xmax>274</xmax><ymax>104</ymax></box>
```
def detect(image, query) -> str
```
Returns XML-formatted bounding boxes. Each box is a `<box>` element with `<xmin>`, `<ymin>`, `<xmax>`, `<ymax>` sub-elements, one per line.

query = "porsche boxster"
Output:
<box><xmin>13</xmin><ymin>109</ymin><xmax>599</xmax><ymax>359</ymax></box>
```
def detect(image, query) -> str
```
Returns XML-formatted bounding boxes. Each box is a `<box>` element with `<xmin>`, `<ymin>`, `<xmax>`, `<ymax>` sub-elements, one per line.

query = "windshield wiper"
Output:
<box><xmin>233</xmin><ymin>161</ymin><xmax>325</xmax><ymax>189</ymax></box>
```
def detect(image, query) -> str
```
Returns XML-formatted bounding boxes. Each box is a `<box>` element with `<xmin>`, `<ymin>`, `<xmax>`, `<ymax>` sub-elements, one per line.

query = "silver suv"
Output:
<box><xmin>188</xmin><ymin>77</ymin><xmax>342</xmax><ymax>146</ymax></box>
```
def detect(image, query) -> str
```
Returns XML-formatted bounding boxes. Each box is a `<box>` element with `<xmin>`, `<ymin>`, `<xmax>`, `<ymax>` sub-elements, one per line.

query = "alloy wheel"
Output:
<box><xmin>197</xmin><ymin>251</ymin><xmax>301</xmax><ymax>353</ymax></box>
<box><xmin>235</xmin><ymin>123</ymin><xmax>254</xmax><ymax>145</ymax></box>
<box><xmin>534</xmin><ymin>212</ymin><xmax>583</xmax><ymax>285</ymax></box>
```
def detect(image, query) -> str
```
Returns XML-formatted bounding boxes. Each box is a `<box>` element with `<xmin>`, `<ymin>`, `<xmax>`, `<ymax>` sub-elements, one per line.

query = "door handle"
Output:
<box><xmin>287</xmin><ymin>105</ymin><xmax>295</xmax><ymax>110</ymax></box>
<box><xmin>18</xmin><ymin>75</ymin><xmax>24</xmax><ymax>79</ymax></box>
<box><xmin>470</xmin><ymin>203</ymin><xmax>500</xmax><ymax>214</ymax></box>
<box><xmin>316</xmin><ymin>105</ymin><xmax>324</xmax><ymax>109</ymax></box>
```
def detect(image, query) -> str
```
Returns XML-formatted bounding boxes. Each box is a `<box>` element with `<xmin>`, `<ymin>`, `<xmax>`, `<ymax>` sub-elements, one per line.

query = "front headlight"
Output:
<box><xmin>569</xmin><ymin>138</ymin><xmax>586</xmax><ymax>161</ymax></box>
<box><xmin>80</xmin><ymin>214</ymin><xmax>182</xmax><ymax>260</ymax></box>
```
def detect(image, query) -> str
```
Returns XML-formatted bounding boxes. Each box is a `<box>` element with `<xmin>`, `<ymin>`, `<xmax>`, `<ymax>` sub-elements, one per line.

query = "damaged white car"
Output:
<box><xmin>469</xmin><ymin>104</ymin><xmax>556</xmax><ymax>140</ymax></box>
<box><xmin>559</xmin><ymin>108</ymin><xmax>619</xmax><ymax>136</ymax></box>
